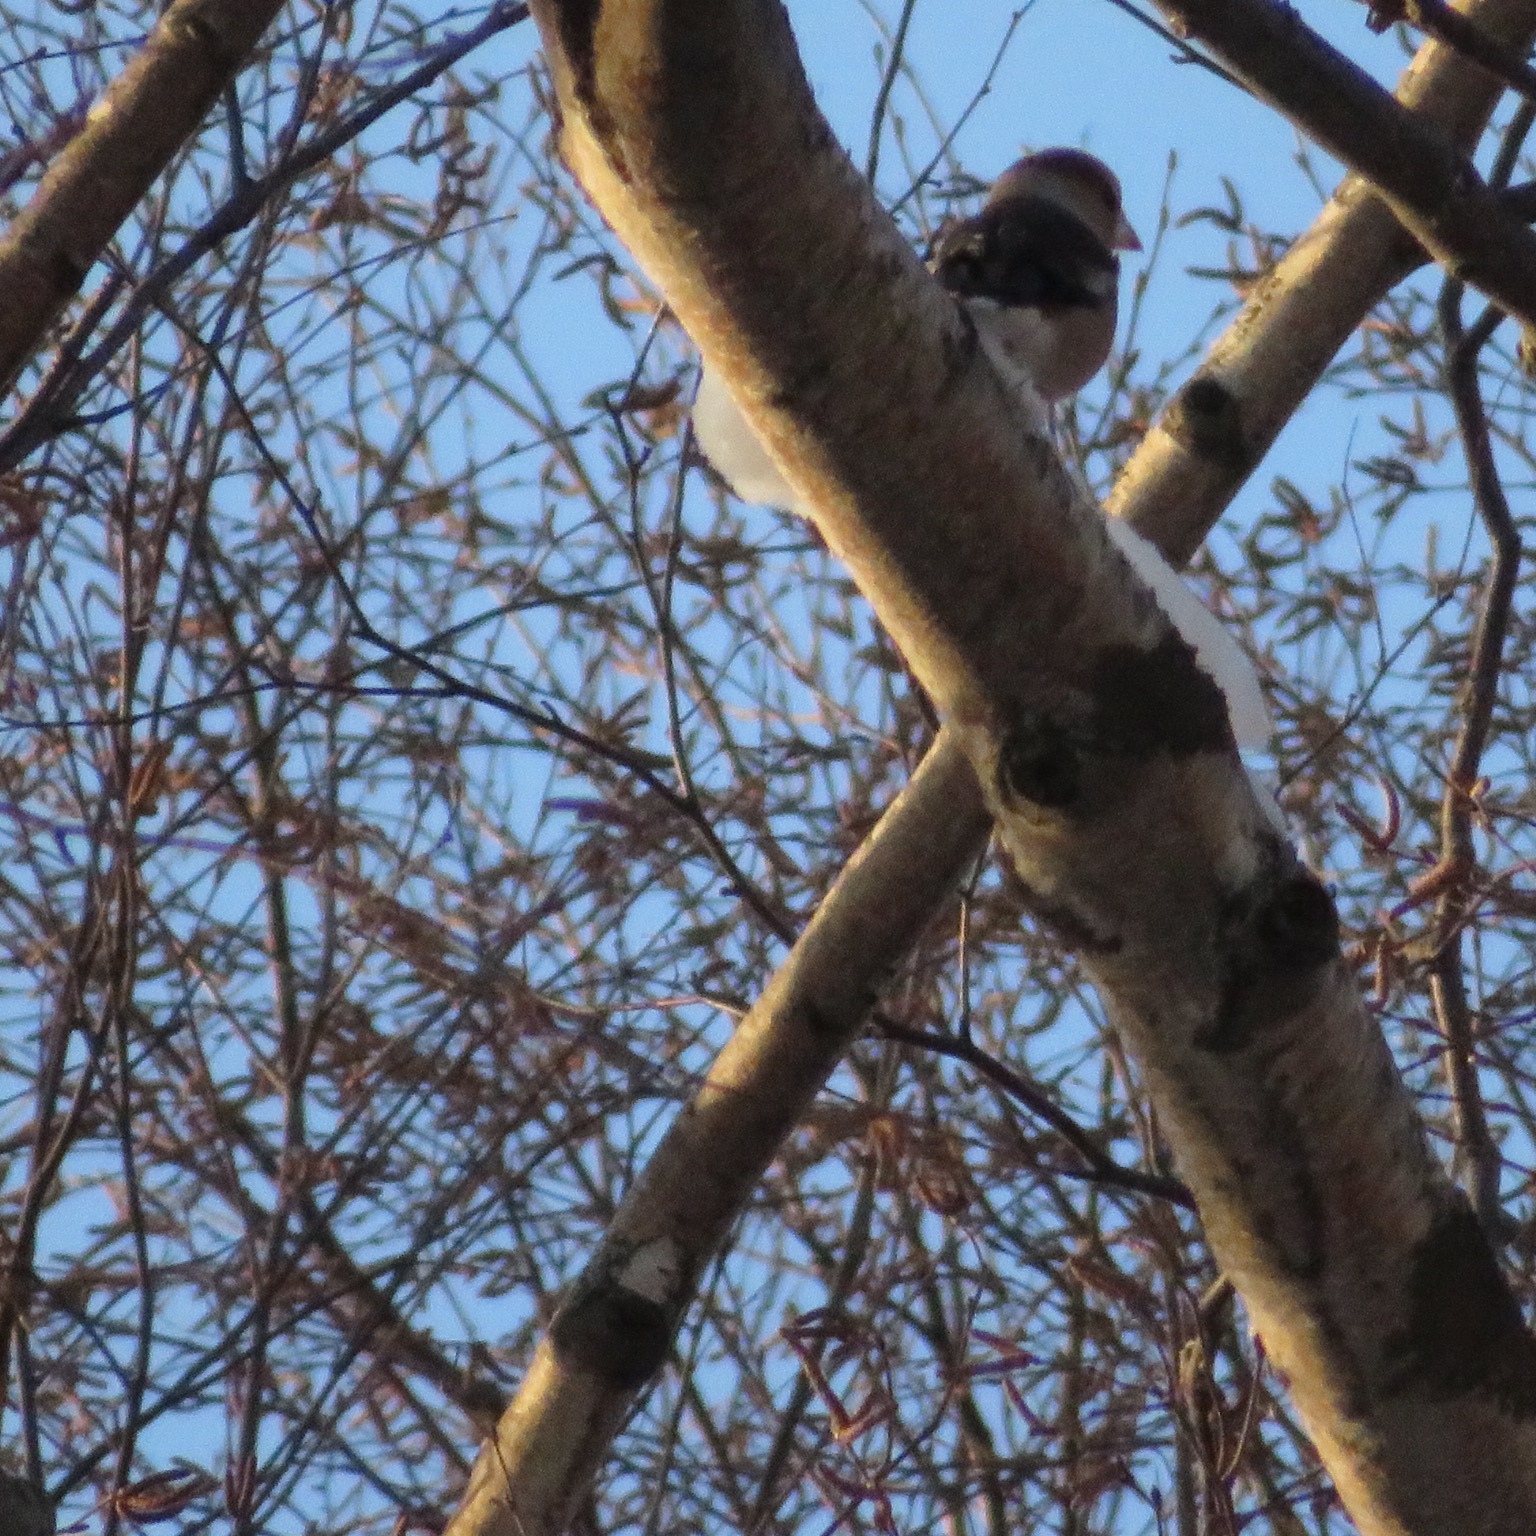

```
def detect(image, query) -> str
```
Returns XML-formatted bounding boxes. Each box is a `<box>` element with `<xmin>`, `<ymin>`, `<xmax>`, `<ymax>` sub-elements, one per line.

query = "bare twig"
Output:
<box><xmin>1429</xmin><ymin>279</ymin><xmax>1522</xmax><ymax>1229</ymax></box>
<box><xmin>876</xmin><ymin>1019</ymin><xmax>1196</xmax><ymax>1209</ymax></box>
<box><xmin>0</xmin><ymin>1</ymin><xmax>531</xmax><ymax>472</ymax></box>
<box><xmin>1110</xmin><ymin>0</ymin><xmax>1536</xmax><ymax>562</ymax></box>
<box><xmin>494</xmin><ymin>6</ymin><xmax>1536</xmax><ymax>1536</ymax></box>
<box><xmin>0</xmin><ymin>0</ymin><xmax>292</xmax><ymax>397</ymax></box>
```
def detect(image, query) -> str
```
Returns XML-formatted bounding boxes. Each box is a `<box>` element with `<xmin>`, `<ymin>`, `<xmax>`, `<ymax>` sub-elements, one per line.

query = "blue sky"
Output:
<box><xmin>9</xmin><ymin>5</ymin><xmax>1524</xmax><ymax>1529</ymax></box>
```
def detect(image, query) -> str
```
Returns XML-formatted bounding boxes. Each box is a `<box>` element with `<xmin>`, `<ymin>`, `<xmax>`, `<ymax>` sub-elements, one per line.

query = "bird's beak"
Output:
<box><xmin>1115</xmin><ymin>212</ymin><xmax>1142</xmax><ymax>252</ymax></box>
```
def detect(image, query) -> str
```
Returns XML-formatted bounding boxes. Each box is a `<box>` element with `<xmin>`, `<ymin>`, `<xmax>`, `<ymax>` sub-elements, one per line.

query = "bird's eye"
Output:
<box><xmin>942</xmin><ymin>248</ymin><xmax>983</xmax><ymax>287</ymax></box>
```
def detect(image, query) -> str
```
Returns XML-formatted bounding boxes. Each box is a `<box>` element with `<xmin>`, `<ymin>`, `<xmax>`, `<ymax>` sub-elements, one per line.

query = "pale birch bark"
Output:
<box><xmin>447</xmin><ymin>737</ymin><xmax>992</xmax><ymax>1536</ymax></box>
<box><xmin>1154</xmin><ymin>0</ymin><xmax>1536</xmax><ymax>329</ymax></box>
<box><xmin>448</xmin><ymin>1</ymin><xmax>1536</xmax><ymax>1532</ymax></box>
<box><xmin>1113</xmin><ymin>0</ymin><xmax>1536</xmax><ymax>561</ymax></box>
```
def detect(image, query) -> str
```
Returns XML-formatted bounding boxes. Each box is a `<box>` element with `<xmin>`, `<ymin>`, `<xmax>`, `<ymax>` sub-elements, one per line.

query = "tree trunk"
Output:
<box><xmin>451</xmin><ymin>2</ymin><xmax>1536</xmax><ymax>1532</ymax></box>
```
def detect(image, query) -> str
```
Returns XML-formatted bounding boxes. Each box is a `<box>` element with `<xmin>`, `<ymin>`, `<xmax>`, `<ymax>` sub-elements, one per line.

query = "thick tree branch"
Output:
<box><xmin>1154</xmin><ymin>0</ymin><xmax>1536</xmax><ymax>328</ymax></box>
<box><xmin>450</xmin><ymin>4</ymin><xmax>1536</xmax><ymax>1534</ymax></box>
<box><xmin>1114</xmin><ymin>0</ymin><xmax>1536</xmax><ymax>561</ymax></box>
<box><xmin>0</xmin><ymin>0</ymin><xmax>294</xmax><ymax>400</ymax></box>
<box><xmin>447</xmin><ymin>734</ymin><xmax>992</xmax><ymax>1536</ymax></box>
<box><xmin>1364</xmin><ymin>0</ymin><xmax>1536</xmax><ymax>106</ymax></box>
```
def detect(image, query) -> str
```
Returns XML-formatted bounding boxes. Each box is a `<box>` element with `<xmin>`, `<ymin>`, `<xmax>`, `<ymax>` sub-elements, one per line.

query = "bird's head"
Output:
<box><xmin>990</xmin><ymin>148</ymin><xmax>1142</xmax><ymax>254</ymax></box>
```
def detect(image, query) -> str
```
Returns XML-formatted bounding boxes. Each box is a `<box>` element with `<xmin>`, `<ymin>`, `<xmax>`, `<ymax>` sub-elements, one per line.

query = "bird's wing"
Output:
<box><xmin>930</xmin><ymin>196</ymin><xmax>1116</xmax><ymax>311</ymax></box>
<box><xmin>1103</xmin><ymin>517</ymin><xmax>1273</xmax><ymax>752</ymax></box>
<box><xmin>691</xmin><ymin>364</ymin><xmax>797</xmax><ymax>508</ymax></box>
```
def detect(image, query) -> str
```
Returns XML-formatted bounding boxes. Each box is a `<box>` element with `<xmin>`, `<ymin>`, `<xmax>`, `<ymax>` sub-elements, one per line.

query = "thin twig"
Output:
<box><xmin>0</xmin><ymin>0</ymin><xmax>531</xmax><ymax>474</ymax></box>
<box><xmin>207</xmin><ymin>351</ymin><xmax>797</xmax><ymax>945</ymax></box>
<box><xmin>1430</xmin><ymin>274</ymin><xmax>1521</xmax><ymax>1231</ymax></box>
<box><xmin>864</xmin><ymin>0</ymin><xmax>920</xmax><ymax>187</ymax></box>
<box><xmin>1098</xmin><ymin>0</ymin><xmax>1246</xmax><ymax>89</ymax></box>
<box><xmin>876</xmin><ymin>1019</ymin><xmax>1196</xmax><ymax>1209</ymax></box>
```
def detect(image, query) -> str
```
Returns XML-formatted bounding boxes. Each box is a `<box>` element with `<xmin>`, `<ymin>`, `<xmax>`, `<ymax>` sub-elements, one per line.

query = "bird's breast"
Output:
<box><xmin>970</xmin><ymin>295</ymin><xmax>1115</xmax><ymax>403</ymax></box>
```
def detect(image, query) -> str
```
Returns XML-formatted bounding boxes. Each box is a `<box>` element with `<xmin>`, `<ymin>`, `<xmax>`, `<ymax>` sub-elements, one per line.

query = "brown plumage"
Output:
<box><xmin>929</xmin><ymin>147</ymin><xmax>1140</xmax><ymax>401</ymax></box>
<box><xmin>693</xmin><ymin>148</ymin><xmax>1141</xmax><ymax>506</ymax></box>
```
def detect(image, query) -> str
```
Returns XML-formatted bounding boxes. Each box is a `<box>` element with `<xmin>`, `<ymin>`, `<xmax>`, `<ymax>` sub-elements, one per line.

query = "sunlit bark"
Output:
<box><xmin>459</xmin><ymin>3</ymin><xmax>1536</xmax><ymax>1534</ymax></box>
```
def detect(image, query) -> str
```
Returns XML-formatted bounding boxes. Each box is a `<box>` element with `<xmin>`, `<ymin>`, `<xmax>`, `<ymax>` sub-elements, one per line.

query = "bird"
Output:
<box><xmin>693</xmin><ymin>148</ymin><xmax>1140</xmax><ymax>507</ymax></box>
<box><xmin>690</xmin><ymin>150</ymin><xmax>1275</xmax><ymax>761</ymax></box>
<box><xmin>926</xmin><ymin>146</ymin><xmax>1140</xmax><ymax>407</ymax></box>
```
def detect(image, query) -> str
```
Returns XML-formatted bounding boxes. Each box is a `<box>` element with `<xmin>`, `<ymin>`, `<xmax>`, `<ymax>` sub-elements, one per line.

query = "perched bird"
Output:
<box><xmin>691</xmin><ymin>150</ymin><xmax>1274</xmax><ymax>759</ymax></box>
<box><xmin>693</xmin><ymin>148</ymin><xmax>1139</xmax><ymax>505</ymax></box>
<box><xmin>927</xmin><ymin>146</ymin><xmax>1140</xmax><ymax>407</ymax></box>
